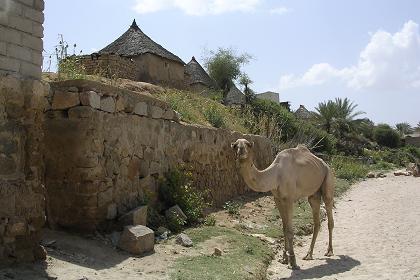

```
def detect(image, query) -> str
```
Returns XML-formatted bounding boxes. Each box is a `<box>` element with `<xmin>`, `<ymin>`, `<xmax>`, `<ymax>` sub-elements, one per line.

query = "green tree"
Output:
<box><xmin>239</xmin><ymin>73</ymin><xmax>255</xmax><ymax>105</ymax></box>
<box><xmin>374</xmin><ymin>124</ymin><xmax>401</xmax><ymax>148</ymax></box>
<box><xmin>315</xmin><ymin>98</ymin><xmax>365</xmax><ymax>136</ymax></box>
<box><xmin>204</xmin><ymin>47</ymin><xmax>252</xmax><ymax>97</ymax></box>
<box><xmin>395</xmin><ymin>122</ymin><xmax>413</xmax><ymax>136</ymax></box>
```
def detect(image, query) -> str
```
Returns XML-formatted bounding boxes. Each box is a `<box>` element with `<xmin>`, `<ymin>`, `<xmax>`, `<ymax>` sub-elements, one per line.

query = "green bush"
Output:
<box><xmin>223</xmin><ymin>200</ymin><xmax>241</xmax><ymax>216</ymax></box>
<box><xmin>58</xmin><ymin>55</ymin><xmax>86</xmax><ymax>80</ymax></box>
<box><xmin>204</xmin><ymin>105</ymin><xmax>226</xmax><ymax>128</ymax></box>
<box><xmin>329</xmin><ymin>156</ymin><xmax>369</xmax><ymax>181</ymax></box>
<box><xmin>159</xmin><ymin>168</ymin><xmax>211</xmax><ymax>225</ymax></box>
<box><xmin>374</xmin><ymin>124</ymin><xmax>401</xmax><ymax>148</ymax></box>
<box><xmin>241</xmin><ymin>99</ymin><xmax>337</xmax><ymax>154</ymax></box>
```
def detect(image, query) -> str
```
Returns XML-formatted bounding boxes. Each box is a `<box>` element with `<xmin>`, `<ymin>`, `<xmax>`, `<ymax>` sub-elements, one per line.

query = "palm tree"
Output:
<box><xmin>315</xmin><ymin>98</ymin><xmax>365</xmax><ymax>136</ymax></box>
<box><xmin>395</xmin><ymin>122</ymin><xmax>413</xmax><ymax>136</ymax></box>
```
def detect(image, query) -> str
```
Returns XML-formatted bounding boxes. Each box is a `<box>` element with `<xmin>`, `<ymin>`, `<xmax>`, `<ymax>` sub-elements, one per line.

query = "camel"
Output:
<box><xmin>231</xmin><ymin>138</ymin><xmax>335</xmax><ymax>269</ymax></box>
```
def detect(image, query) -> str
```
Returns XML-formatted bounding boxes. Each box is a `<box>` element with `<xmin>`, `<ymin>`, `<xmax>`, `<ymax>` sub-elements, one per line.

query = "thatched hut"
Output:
<box><xmin>184</xmin><ymin>56</ymin><xmax>217</xmax><ymax>93</ymax></box>
<box><xmin>82</xmin><ymin>20</ymin><xmax>185</xmax><ymax>88</ymax></box>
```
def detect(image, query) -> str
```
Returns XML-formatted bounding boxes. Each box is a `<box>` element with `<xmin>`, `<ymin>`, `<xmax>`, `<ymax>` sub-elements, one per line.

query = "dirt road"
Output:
<box><xmin>267</xmin><ymin>174</ymin><xmax>420</xmax><ymax>280</ymax></box>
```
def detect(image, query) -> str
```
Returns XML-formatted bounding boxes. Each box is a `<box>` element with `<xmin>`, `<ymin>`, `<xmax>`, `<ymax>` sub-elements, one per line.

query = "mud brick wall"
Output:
<box><xmin>44</xmin><ymin>80</ymin><xmax>274</xmax><ymax>232</ymax></box>
<box><xmin>78</xmin><ymin>54</ymin><xmax>137</xmax><ymax>81</ymax></box>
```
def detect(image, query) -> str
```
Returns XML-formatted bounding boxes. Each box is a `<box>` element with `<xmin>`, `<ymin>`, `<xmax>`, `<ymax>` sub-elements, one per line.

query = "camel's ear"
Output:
<box><xmin>231</xmin><ymin>142</ymin><xmax>238</xmax><ymax>149</ymax></box>
<box><xmin>246</xmin><ymin>140</ymin><xmax>254</xmax><ymax>148</ymax></box>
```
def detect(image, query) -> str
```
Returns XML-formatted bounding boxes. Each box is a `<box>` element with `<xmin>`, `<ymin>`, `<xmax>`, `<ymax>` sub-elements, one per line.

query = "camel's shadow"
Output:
<box><xmin>279</xmin><ymin>255</ymin><xmax>361</xmax><ymax>280</ymax></box>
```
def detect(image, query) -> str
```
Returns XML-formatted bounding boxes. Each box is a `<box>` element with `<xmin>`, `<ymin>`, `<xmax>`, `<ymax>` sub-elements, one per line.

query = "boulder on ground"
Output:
<box><xmin>118</xmin><ymin>205</ymin><xmax>148</xmax><ymax>226</ymax></box>
<box><xmin>366</xmin><ymin>172</ymin><xmax>376</xmax><ymax>178</ymax></box>
<box><xmin>175</xmin><ymin>233</ymin><xmax>193</xmax><ymax>247</ymax></box>
<box><xmin>117</xmin><ymin>225</ymin><xmax>154</xmax><ymax>255</ymax></box>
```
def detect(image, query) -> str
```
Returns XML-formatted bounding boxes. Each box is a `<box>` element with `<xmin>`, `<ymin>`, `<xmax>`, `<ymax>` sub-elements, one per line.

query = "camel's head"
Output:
<box><xmin>231</xmin><ymin>138</ymin><xmax>254</xmax><ymax>161</ymax></box>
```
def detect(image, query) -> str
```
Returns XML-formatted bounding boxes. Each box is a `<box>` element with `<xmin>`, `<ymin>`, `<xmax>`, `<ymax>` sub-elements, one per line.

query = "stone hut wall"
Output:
<box><xmin>0</xmin><ymin>0</ymin><xmax>46</xmax><ymax>262</ymax></box>
<box><xmin>405</xmin><ymin>135</ymin><xmax>420</xmax><ymax>148</ymax></box>
<box><xmin>134</xmin><ymin>53</ymin><xmax>185</xmax><ymax>89</ymax></box>
<box><xmin>78</xmin><ymin>54</ymin><xmax>137</xmax><ymax>81</ymax></box>
<box><xmin>44</xmin><ymin>80</ymin><xmax>274</xmax><ymax>232</ymax></box>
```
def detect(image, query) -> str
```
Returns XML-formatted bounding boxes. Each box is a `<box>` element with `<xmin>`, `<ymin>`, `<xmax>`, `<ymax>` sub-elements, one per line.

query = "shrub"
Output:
<box><xmin>330</xmin><ymin>156</ymin><xmax>369</xmax><ymax>181</ymax></box>
<box><xmin>159</xmin><ymin>168</ymin><xmax>211</xmax><ymax>225</ymax></box>
<box><xmin>58</xmin><ymin>55</ymin><xmax>86</xmax><ymax>80</ymax></box>
<box><xmin>374</xmin><ymin>124</ymin><xmax>401</xmax><ymax>148</ymax></box>
<box><xmin>204</xmin><ymin>105</ymin><xmax>225</xmax><ymax>128</ymax></box>
<box><xmin>223</xmin><ymin>200</ymin><xmax>241</xmax><ymax>216</ymax></box>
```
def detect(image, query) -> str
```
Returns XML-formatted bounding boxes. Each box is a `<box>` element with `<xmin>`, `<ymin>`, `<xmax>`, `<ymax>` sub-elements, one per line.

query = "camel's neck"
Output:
<box><xmin>239</xmin><ymin>158</ymin><xmax>274</xmax><ymax>193</ymax></box>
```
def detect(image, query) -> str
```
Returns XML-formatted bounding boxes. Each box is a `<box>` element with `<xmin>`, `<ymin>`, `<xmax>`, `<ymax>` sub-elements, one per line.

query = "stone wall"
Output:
<box><xmin>78</xmin><ymin>54</ymin><xmax>137</xmax><ymax>81</ymax></box>
<box><xmin>44</xmin><ymin>80</ymin><xmax>274</xmax><ymax>232</ymax></box>
<box><xmin>0</xmin><ymin>0</ymin><xmax>46</xmax><ymax>262</ymax></box>
<box><xmin>405</xmin><ymin>135</ymin><xmax>420</xmax><ymax>148</ymax></box>
<box><xmin>134</xmin><ymin>53</ymin><xmax>185</xmax><ymax>89</ymax></box>
<box><xmin>0</xmin><ymin>0</ymin><xmax>44</xmax><ymax>79</ymax></box>
<box><xmin>0</xmin><ymin>76</ymin><xmax>48</xmax><ymax>262</ymax></box>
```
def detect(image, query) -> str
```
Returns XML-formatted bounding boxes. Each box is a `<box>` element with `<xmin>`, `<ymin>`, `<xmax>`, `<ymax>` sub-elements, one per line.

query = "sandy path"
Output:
<box><xmin>267</xmin><ymin>174</ymin><xmax>420</xmax><ymax>280</ymax></box>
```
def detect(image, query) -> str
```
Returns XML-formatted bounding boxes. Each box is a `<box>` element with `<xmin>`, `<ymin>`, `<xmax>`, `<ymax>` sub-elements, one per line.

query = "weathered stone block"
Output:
<box><xmin>0</xmin><ymin>56</ymin><xmax>20</xmax><ymax>73</ymax></box>
<box><xmin>117</xmin><ymin>225</ymin><xmax>154</xmax><ymax>255</ymax></box>
<box><xmin>51</xmin><ymin>91</ymin><xmax>80</xmax><ymax>110</ymax></box>
<box><xmin>80</xmin><ymin>91</ymin><xmax>100</xmax><ymax>109</ymax></box>
<box><xmin>0</xmin><ymin>42</ymin><xmax>6</xmax><ymax>56</ymax></box>
<box><xmin>100</xmin><ymin>96</ymin><xmax>115</xmax><ymax>113</ymax></box>
<box><xmin>21</xmin><ymin>61</ymin><xmax>41</xmax><ymax>78</ymax></box>
<box><xmin>165</xmin><ymin>205</ymin><xmax>187</xmax><ymax>224</ymax></box>
<box><xmin>8</xmin><ymin>15</ymin><xmax>33</xmax><ymax>34</ymax></box>
<box><xmin>6</xmin><ymin>222</ymin><xmax>27</xmax><ymax>237</ymax></box>
<box><xmin>118</xmin><ymin>205</ymin><xmax>148</xmax><ymax>227</ymax></box>
<box><xmin>115</xmin><ymin>96</ymin><xmax>125</xmax><ymax>112</ymax></box>
<box><xmin>23</xmin><ymin>6</ymin><xmax>44</xmax><ymax>23</ymax></box>
<box><xmin>68</xmin><ymin>106</ymin><xmax>96</xmax><ymax>119</ymax></box>
<box><xmin>133</xmin><ymin>102</ymin><xmax>148</xmax><ymax>116</ymax></box>
<box><xmin>150</xmin><ymin>105</ymin><xmax>163</xmax><ymax>119</ymax></box>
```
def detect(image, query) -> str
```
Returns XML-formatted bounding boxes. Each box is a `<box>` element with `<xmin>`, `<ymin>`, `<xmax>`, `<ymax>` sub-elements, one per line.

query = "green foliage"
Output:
<box><xmin>374</xmin><ymin>124</ymin><xmax>401</xmax><ymax>148</ymax></box>
<box><xmin>155</xmin><ymin>89</ymin><xmax>247</xmax><ymax>133</ymax></box>
<box><xmin>204</xmin><ymin>105</ymin><xmax>226</xmax><ymax>128</ymax></box>
<box><xmin>159</xmin><ymin>168</ymin><xmax>211</xmax><ymax>225</ymax></box>
<box><xmin>204</xmin><ymin>47</ymin><xmax>252</xmax><ymax>93</ymax></box>
<box><xmin>395</xmin><ymin>122</ymin><xmax>413</xmax><ymax>136</ymax></box>
<box><xmin>203</xmin><ymin>214</ymin><xmax>216</xmax><ymax>226</ymax></box>
<box><xmin>58</xmin><ymin>55</ymin><xmax>86</xmax><ymax>80</ymax></box>
<box><xmin>223</xmin><ymin>200</ymin><xmax>241</xmax><ymax>216</ymax></box>
<box><xmin>330</xmin><ymin>156</ymin><xmax>369</xmax><ymax>181</ymax></box>
<box><xmin>172</xmin><ymin>226</ymin><xmax>273</xmax><ymax>280</ymax></box>
<box><xmin>315</xmin><ymin>97</ymin><xmax>365</xmax><ymax>136</ymax></box>
<box><xmin>239</xmin><ymin>98</ymin><xmax>337</xmax><ymax>153</ymax></box>
<box><xmin>366</xmin><ymin>146</ymin><xmax>419</xmax><ymax>167</ymax></box>
<box><xmin>166</xmin><ymin>212</ymin><xmax>187</xmax><ymax>233</ymax></box>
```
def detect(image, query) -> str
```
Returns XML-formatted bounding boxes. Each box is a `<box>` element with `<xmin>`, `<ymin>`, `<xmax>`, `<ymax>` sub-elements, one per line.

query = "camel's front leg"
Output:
<box><xmin>274</xmin><ymin>197</ymin><xmax>288</xmax><ymax>264</ymax></box>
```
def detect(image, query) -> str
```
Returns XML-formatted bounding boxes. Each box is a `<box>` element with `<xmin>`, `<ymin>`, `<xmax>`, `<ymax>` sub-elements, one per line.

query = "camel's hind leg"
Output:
<box><xmin>322</xmin><ymin>169</ymin><xmax>335</xmax><ymax>257</ymax></box>
<box><xmin>303</xmin><ymin>191</ymin><xmax>321</xmax><ymax>260</ymax></box>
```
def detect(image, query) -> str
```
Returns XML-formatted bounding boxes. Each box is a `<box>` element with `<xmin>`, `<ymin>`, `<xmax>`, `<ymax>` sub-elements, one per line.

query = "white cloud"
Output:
<box><xmin>269</xmin><ymin>6</ymin><xmax>291</xmax><ymax>15</ymax></box>
<box><xmin>279</xmin><ymin>20</ymin><xmax>420</xmax><ymax>91</ymax></box>
<box><xmin>133</xmin><ymin>0</ymin><xmax>262</xmax><ymax>16</ymax></box>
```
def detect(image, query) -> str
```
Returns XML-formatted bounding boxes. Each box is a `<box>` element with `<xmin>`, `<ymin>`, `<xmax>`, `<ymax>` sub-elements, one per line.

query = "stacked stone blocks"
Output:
<box><xmin>0</xmin><ymin>0</ymin><xmax>44</xmax><ymax>79</ymax></box>
<box><xmin>44</xmin><ymin>79</ymin><xmax>274</xmax><ymax>233</ymax></box>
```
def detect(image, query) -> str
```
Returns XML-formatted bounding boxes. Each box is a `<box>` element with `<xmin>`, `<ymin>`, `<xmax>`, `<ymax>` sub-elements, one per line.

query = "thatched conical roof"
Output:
<box><xmin>295</xmin><ymin>105</ymin><xmax>313</xmax><ymax>119</ymax></box>
<box><xmin>99</xmin><ymin>20</ymin><xmax>184</xmax><ymax>64</ymax></box>
<box><xmin>225</xmin><ymin>84</ymin><xmax>245</xmax><ymax>105</ymax></box>
<box><xmin>185</xmin><ymin>56</ymin><xmax>217</xmax><ymax>88</ymax></box>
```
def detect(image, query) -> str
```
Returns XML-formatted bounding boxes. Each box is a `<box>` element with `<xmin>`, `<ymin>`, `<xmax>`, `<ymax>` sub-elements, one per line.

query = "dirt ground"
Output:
<box><xmin>2</xmin><ymin>174</ymin><xmax>419</xmax><ymax>280</ymax></box>
<box><xmin>267</xmin><ymin>173</ymin><xmax>420</xmax><ymax>280</ymax></box>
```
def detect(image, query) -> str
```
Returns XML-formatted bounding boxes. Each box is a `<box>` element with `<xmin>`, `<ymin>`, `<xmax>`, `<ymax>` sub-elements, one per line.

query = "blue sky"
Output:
<box><xmin>43</xmin><ymin>0</ymin><xmax>420</xmax><ymax>126</ymax></box>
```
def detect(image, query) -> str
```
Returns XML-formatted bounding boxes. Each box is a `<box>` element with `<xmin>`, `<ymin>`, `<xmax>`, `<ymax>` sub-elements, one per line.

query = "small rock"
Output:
<box><xmin>80</xmin><ymin>91</ymin><xmax>101</xmax><ymax>109</ymax></box>
<box><xmin>377</xmin><ymin>172</ymin><xmax>387</xmax><ymax>178</ymax></box>
<box><xmin>133</xmin><ymin>102</ymin><xmax>148</xmax><ymax>116</ymax></box>
<box><xmin>175</xmin><ymin>233</ymin><xmax>193</xmax><ymax>247</ymax></box>
<box><xmin>366</xmin><ymin>172</ymin><xmax>375</xmax><ymax>178</ymax></box>
<box><xmin>213</xmin><ymin>247</ymin><xmax>222</xmax><ymax>256</ymax></box>
<box><xmin>117</xmin><ymin>225</ymin><xmax>154</xmax><ymax>255</ymax></box>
